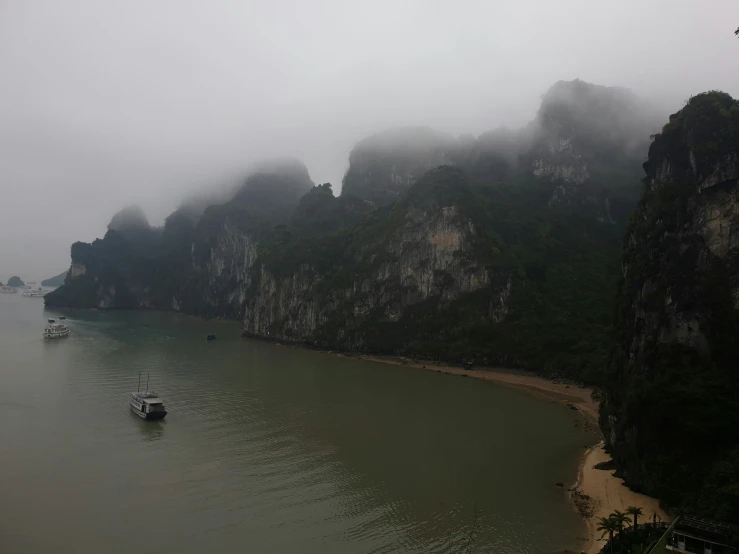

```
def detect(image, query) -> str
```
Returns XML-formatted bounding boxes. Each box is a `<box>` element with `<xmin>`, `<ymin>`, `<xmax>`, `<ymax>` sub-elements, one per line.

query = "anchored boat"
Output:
<box><xmin>22</xmin><ymin>287</ymin><xmax>46</xmax><ymax>298</ymax></box>
<box><xmin>130</xmin><ymin>373</ymin><xmax>167</xmax><ymax>420</ymax></box>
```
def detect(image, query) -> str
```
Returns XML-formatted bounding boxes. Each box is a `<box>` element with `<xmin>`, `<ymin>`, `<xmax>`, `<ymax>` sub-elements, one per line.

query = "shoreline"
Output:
<box><xmin>575</xmin><ymin>441</ymin><xmax>667</xmax><ymax>553</ymax></box>
<box><xmin>355</xmin><ymin>353</ymin><xmax>600</xmax><ymax>420</ymax></box>
<box><xmin>323</xmin><ymin>352</ymin><xmax>668</xmax><ymax>554</ymax></box>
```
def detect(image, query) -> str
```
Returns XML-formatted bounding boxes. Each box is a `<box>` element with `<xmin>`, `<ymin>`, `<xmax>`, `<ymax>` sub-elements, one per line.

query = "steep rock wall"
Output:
<box><xmin>602</xmin><ymin>92</ymin><xmax>739</xmax><ymax>518</ymax></box>
<box><xmin>183</xmin><ymin>220</ymin><xmax>258</xmax><ymax>318</ymax></box>
<box><xmin>243</xmin><ymin>201</ymin><xmax>500</xmax><ymax>350</ymax></box>
<box><xmin>244</xmin><ymin>167</ymin><xmax>509</xmax><ymax>353</ymax></box>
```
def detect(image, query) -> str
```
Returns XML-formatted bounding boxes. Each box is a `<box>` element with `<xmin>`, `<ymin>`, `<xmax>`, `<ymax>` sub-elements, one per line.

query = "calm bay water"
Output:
<box><xmin>0</xmin><ymin>293</ymin><xmax>595</xmax><ymax>553</ymax></box>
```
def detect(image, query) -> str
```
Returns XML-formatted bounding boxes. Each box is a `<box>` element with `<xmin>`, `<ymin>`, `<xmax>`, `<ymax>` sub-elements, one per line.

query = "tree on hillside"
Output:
<box><xmin>626</xmin><ymin>506</ymin><xmax>643</xmax><ymax>531</ymax></box>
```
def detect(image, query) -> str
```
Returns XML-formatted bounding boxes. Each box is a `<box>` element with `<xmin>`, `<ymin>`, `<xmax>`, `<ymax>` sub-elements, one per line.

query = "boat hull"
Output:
<box><xmin>131</xmin><ymin>407</ymin><xmax>167</xmax><ymax>420</ymax></box>
<box><xmin>43</xmin><ymin>331</ymin><xmax>70</xmax><ymax>339</ymax></box>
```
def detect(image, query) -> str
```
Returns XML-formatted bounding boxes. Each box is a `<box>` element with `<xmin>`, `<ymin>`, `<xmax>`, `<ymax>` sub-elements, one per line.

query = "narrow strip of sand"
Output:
<box><xmin>358</xmin><ymin>355</ymin><xmax>600</xmax><ymax>419</ymax></box>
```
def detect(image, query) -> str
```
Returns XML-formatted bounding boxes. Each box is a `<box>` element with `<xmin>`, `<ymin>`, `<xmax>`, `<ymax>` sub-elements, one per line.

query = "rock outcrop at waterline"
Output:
<box><xmin>46</xmin><ymin>79</ymin><xmax>663</xmax><ymax>383</ymax></box>
<box><xmin>601</xmin><ymin>91</ymin><xmax>739</xmax><ymax>520</ymax></box>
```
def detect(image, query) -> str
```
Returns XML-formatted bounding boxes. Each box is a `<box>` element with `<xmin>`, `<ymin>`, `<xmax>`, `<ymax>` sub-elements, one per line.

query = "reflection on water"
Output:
<box><xmin>135</xmin><ymin>418</ymin><xmax>166</xmax><ymax>441</ymax></box>
<box><xmin>0</xmin><ymin>295</ymin><xmax>596</xmax><ymax>553</ymax></box>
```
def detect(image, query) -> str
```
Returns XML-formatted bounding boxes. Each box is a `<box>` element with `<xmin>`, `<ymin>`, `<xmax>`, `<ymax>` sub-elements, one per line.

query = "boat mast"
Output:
<box><xmin>146</xmin><ymin>373</ymin><xmax>150</xmax><ymax>393</ymax></box>
<box><xmin>137</xmin><ymin>372</ymin><xmax>141</xmax><ymax>393</ymax></box>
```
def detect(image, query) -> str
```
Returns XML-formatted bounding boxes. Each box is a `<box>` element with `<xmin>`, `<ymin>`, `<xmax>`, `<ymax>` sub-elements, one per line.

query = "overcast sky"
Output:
<box><xmin>1</xmin><ymin>0</ymin><xmax>738</xmax><ymax>281</ymax></box>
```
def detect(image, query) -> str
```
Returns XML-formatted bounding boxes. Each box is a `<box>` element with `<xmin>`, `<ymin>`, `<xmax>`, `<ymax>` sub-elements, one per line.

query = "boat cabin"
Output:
<box><xmin>130</xmin><ymin>392</ymin><xmax>167</xmax><ymax>420</ymax></box>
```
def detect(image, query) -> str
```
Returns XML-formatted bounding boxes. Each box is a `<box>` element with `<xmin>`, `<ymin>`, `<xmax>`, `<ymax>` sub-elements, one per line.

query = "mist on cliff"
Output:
<box><xmin>1</xmin><ymin>0</ymin><xmax>738</xmax><ymax>279</ymax></box>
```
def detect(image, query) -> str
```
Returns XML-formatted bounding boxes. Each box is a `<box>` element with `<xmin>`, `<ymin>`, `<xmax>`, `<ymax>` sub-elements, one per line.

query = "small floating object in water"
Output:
<box><xmin>207</xmin><ymin>334</ymin><xmax>217</xmax><ymax>341</ymax></box>
<box><xmin>59</xmin><ymin>316</ymin><xmax>66</xmax><ymax>320</ymax></box>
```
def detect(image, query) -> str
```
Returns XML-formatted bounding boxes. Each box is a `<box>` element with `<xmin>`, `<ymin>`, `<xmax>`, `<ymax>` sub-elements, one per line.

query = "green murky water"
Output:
<box><xmin>0</xmin><ymin>293</ymin><xmax>594</xmax><ymax>553</ymax></box>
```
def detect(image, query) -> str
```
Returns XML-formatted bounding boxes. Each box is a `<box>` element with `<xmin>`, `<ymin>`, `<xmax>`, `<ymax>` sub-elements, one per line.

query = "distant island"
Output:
<box><xmin>7</xmin><ymin>276</ymin><xmax>24</xmax><ymax>287</ymax></box>
<box><xmin>41</xmin><ymin>271</ymin><xmax>67</xmax><ymax>288</ymax></box>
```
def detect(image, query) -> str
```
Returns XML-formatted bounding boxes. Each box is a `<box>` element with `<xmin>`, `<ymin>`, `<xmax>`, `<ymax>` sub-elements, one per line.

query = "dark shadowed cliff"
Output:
<box><xmin>601</xmin><ymin>91</ymin><xmax>739</xmax><ymax>520</ymax></box>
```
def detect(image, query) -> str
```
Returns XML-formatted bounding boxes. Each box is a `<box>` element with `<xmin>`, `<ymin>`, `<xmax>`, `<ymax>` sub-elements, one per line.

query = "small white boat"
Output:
<box><xmin>23</xmin><ymin>287</ymin><xmax>46</xmax><ymax>298</ymax></box>
<box><xmin>43</xmin><ymin>318</ymin><xmax>70</xmax><ymax>339</ymax></box>
<box><xmin>0</xmin><ymin>286</ymin><xmax>17</xmax><ymax>293</ymax></box>
<box><xmin>130</xmin><ymin>374</ymin><xmax>167</xmax><ymax>420</ymax></box>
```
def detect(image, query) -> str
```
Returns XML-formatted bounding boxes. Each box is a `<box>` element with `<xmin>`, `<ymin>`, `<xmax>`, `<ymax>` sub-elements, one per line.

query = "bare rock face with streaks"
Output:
<box><xmin>243</xmin><ymin>168</ymin><xmax>496</xmax><ymax>349</ymax></box>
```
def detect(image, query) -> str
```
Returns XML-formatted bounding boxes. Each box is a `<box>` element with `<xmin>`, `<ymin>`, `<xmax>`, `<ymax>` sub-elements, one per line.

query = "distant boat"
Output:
<box><xmin>207</xmin><ymin>334</ymin><xmax>217</xmax><ymax>341</ymax></box>
<box><xmin>0</xmin><ymin>286</ymin><xmax>17</xmax><ymax>294</ymax></box>
<box><xmin>43</xmin><ymin>318</ymin><xmax>70</xmax><ymax>339</ymax></box>
<box><xmin>130</xmin><ymin>373</ymin><xmax>167</xmax><ymax>420</ymax></box>
<box><xmin>59</xmin><ymin>316</ymin><xmax>66</xmax><ymax>320</ymax></box>
<box><xmin>22</xmin><ymin>287</ymin><xmax>46</xmax><ymax>298</ymax></box>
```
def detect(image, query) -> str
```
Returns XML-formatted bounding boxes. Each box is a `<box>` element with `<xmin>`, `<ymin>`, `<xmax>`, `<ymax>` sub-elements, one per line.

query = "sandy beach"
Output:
<box><xmin>346</xmin><ymin>354</ymin><xmax>667</xmax><ymax>554</ymax></box>
<box><xmin>575</xmin><ymin>442</ymin><xmax>667</xmax><ymax>553</ymax></box>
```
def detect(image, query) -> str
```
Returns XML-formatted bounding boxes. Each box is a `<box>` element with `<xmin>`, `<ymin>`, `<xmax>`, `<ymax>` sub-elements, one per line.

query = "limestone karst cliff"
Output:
<box><xmin>601</xmin><ymin>91</ymin><xmax>739</xmax><ymax>520</ymax></box>
<box><xmin>46</xmin><ymin>80</ymin><xmax>661</xmax><ymax>383</ymax></box>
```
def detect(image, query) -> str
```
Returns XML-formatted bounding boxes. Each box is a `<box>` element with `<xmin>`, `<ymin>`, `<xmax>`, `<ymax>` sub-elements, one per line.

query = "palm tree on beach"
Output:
<box><xmin>610</xmin><ymin>510</ymin><xmax>631</xmax><ymax>533</ymax></box>
<box><xmin>597</xmin><ymin>516</ymin><xmax>619</xmax><ymax>554</ymax></box>
<box><xmin>626</xmin><ymin>506</ymin><xmax>643</xmax><ymax>531</ymax></box>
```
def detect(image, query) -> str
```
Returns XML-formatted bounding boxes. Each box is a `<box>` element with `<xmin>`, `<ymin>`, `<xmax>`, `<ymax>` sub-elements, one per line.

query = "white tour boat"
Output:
<box><xmin>0</xmin><ymin>286</ymin><xmax>17</xmax><ymax>293</ymax></box>
<box><xmin>43</xmin><ymin>318</ymin><xmax>70</xmax><ymax>339</ymax></box>
<box><xmin>130</xmin><ymin>374</ymin><xmax>167</xmax><ymax>420</ymax></box>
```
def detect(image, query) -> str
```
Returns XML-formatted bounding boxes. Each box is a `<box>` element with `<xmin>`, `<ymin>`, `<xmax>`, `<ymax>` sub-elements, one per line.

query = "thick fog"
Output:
<box><xmin>1</xmin><ymin>0</ymin><xmax>738</xmax><ymax>280</ymax></box>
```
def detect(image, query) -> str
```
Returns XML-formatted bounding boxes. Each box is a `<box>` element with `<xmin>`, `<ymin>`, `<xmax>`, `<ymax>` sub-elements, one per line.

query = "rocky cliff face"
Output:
<box><xmin>601</xmin><ymin>91</ymin><xmax>739</xmax><ymax>519</ymax></box>
<box><xmin>45</xmin><ymin>160</ymin><xmax>313</xmax><ymax>315</ymax></box>
<box><xmin>244</xmin><ymin>167</ymin><xmax>497</xmax><ymax>349</ymax></box>
<box><xmin>341</xmin><ymin>127</ymin><xmax>455</xmax><ymax>206</ymax></box>
<box><xmin>46</xmin><ymin>80</ymin><xmax>650</xmax><ymax>384</ymax></box>
<box><xmin>183</xmin><ymin>219</ymin><xmax>258</xmax><ymax>317</ymax></box>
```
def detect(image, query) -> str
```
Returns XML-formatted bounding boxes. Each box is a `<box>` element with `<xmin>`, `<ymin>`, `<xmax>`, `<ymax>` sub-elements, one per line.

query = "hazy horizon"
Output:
<box><xmin>2</xmin><ymin>0</ymin><xmax>739</xmax><ymax>280</ymax></box>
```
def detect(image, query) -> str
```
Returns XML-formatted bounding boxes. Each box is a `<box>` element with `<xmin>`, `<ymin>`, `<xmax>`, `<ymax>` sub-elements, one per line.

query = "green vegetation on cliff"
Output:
<box><xmin>253</xmin><ymin>167</ymin><xmax>622</xmax><ymax>384</ymax></box>
<box><xmin>602</xmin><ymin>91</ymin><xmax>739</xmax><ymax>521</ymax></box>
